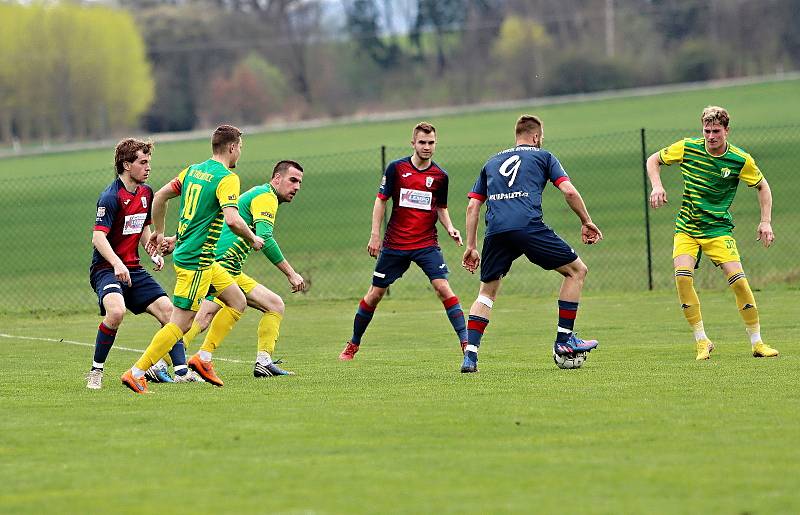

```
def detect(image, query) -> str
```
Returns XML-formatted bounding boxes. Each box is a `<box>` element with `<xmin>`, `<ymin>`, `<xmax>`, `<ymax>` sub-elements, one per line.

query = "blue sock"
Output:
<box><xmin>556</xmin><ymin>300</ymin><xmax>579</xmax><ymax>343</ymax></box>
<box><xmin>169</xmin><ymin>340</ymin><xmax>188</xmax><ymax>376</ymax></box>
<box><xmin>443</xmin><ymin>296</ymin><xmax>468</xmax><ymax>343</ymax></box>
<box><xmin>92</xmin><ymin>322</ymin><xmax>117</xmax><ymax>368</ymax></box>
<box><xmin>351</xmin><ymin>298</ymin><xmax>375</xmax><ymax>345</ymax></box>
<box><xmin>465</xmin><ymin>315</ymin><xmax>489</xmax><ymax>361</ymax></box>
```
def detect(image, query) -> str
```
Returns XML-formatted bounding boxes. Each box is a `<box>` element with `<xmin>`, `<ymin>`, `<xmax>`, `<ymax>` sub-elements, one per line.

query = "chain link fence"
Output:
<box><xmin>2</xmin><ymin>126</ymin><xmax>797</xmax><ymax>314</ymax></box>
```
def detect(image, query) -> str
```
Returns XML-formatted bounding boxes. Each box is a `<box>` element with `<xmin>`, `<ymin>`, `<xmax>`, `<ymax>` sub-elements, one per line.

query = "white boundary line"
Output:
<box><xmin>0</xmin><ymin>333</ymin><xmax>247</xmax><ymax>364</ymax></box>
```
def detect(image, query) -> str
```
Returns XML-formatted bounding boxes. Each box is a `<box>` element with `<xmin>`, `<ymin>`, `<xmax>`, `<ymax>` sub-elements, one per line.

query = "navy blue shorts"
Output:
<box><xmin>372</xmin><ymin>246</ymin><xmax>449</xmax><ymax>288</ymax></box>
<box><xmin>90</xmin><ymin>267</ymin><xmax>167</xmax><ymax>316</ymax></box>
<box><xmin>480</xmin><ymin>225</ymin><xmax>578</xmax><ymax>282</ymax></box>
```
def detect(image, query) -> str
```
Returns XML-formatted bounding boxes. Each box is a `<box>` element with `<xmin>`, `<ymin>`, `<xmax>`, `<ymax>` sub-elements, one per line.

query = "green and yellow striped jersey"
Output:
<box><xmin>659</xmin><ymin>138</ymin><xmax>763</xmax><ymax>238</ymax></box>
<box><xmin>170</xmin><ymin>159</ymin><xmax>240</xmax><ymax>270</ymax></box>
<box><xmin>215</xmin><ymin>184</ymin><xmax>279</xmax><ymax>274</ymax></box>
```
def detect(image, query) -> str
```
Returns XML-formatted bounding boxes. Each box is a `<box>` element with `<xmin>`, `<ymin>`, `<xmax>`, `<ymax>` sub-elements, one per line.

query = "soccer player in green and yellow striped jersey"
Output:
<box><xmin>647</xmin><ymin>106</ymin><xmax>778</xmax><ymax>361</ymax></box>
<box><xmin>181</xmin><ymin>161</ymin><xmax>305</xmax><ymax>377</ymax></box>
<box><xmin>121</xmin><ymin>125</ymin><xmax>265</xmax><ymax>393</ymax></box>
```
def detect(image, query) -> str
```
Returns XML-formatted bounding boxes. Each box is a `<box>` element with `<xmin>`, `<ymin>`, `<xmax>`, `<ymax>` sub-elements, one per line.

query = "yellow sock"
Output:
<box><xmin>200</xmin><ymin>306</ymin><xmax>243</xmax><ymax>353</ymax></box>
<box><xmin>182</xmin><ymin>322</ymin><xmax>202</xmax><ymax>353</ymax></box>
<box><xmin>257</xmin><ymin>311</ymin><xmax>283</xmax><ymax>355</ymax></box>
<box><xmin>727</xmin><ymin>269</ymin><xmax>759</xmax><ymax>328</ymax></box>
<box><xmin>675</xmin><ymin>268</ymin><xmax>703</xmax><ymax>327</ymax></box>
<box><xmin>135</xmin><ymin>323</ymin><xmax>183</xmax><ymax>371</ymax></box>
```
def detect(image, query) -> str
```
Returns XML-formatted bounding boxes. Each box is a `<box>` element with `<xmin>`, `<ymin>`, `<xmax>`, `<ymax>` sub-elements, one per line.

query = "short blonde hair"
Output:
<box><xmin>515</xmin><ymin>114</ymin><xmax>543</xmax><ymax>136</ymax></box>
<box><xmin>412</xmin><ymin>121</ymin><xmax>436</xmax><ymax>140</ymax></box>
<box><xmin>701</xmin><ymin>106</ymin><xmax>730</xmax><ymax>128</ymax></box>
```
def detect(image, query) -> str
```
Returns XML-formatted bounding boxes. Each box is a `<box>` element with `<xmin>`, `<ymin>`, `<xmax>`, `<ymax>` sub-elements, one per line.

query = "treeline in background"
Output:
<box><xmin>1</xmin><ymin>0</ymin><xmax>799</xmax><ymax>145</ymax></box>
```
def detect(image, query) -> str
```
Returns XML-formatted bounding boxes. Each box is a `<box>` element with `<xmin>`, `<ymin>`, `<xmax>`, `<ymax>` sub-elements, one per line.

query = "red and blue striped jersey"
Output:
<box><xmin>378</xmin><ymin>157</ymin><xmax>449</xmax><ymax>250</ymax></box>
<box><xmin>91</xmin><ymin>177</ymin><xmax>152</xmax><ymax>272</ymax></box>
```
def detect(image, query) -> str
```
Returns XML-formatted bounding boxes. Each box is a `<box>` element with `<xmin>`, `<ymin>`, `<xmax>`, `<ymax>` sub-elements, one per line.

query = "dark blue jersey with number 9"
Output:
<box><xmin>469</xmin><ymin>144</ymin><xmax>570</xmax><ymax>236</ymax></box>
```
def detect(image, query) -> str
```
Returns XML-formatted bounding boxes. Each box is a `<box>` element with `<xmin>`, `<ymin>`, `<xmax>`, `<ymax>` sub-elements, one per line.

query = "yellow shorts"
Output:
<box><xmin>673</xmin><ymin>232</ymin><xmax>741</xmax><ymax>266</ymax></box>
<box><xmin>173</xmin><ymin>262</ymin><xmax>237</xmax><ymax>311</ymax></box>
<box><xmin>206</xmin><ymin>271</ymin><xmax>259</xmax><ymax>307</ymax></box>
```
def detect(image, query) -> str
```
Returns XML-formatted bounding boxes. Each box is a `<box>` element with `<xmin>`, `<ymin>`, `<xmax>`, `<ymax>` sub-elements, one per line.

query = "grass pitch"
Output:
<box><xmin>1</xmin><ymin>289</ymin><xmax>798</xmax><ymax>514</ymax></box>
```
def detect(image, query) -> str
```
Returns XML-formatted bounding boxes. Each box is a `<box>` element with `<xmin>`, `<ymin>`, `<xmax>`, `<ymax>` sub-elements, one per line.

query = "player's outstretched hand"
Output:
<box><xmin>367</xmin><ymin>234</ymin><xmax>382</xmax><ymax>258</ymax></box>
<box><xmin>113</xmin><ymin>262</ymin><xmax>132</xmax><ymax>286</ymax></box>
<box><xmin>582</xmin><ymin>222</ymin><xmax>603</xmax><ymax>245</ymax></box>
<box><xmin>288</xmin><ymin>272</ymin><xmax>305</xmax><ymax>293</ymax></box>
<box><xmin>161</xmin><ymin>235</ymin><xmax>177</xmax><ymax>255</ymax></box>
<box><xmin>146</xmin><ymin>231</ymin><xmax>164</xmax><ymax>256</ymax></box>
<box><xmin>462</xmin><ymin>248</ymin><xmax>480</xmax><ymax>273</ymax></box>
<box><xmin>251</xmin><ymin>236</ymin><xmax>265</xmax><ymax>251</ymax></box>
<box><xmin>150</xmin><ymin>254</ymin><xmax>164</xmax><ymax>272</ymax></box>
<box><xmin>449</xmin><ymin>227</ymin><xmax>463</xmax><ymax>246</ymax></box>
<box><xmin>650</xmin><ymin>186</ymin><xmax>668</xmax><ymax>209</ymax></box>
<box><xmin>757</xmin><ymin>221</ymin><xmax>774</xmax><ymax>248</ymax></box>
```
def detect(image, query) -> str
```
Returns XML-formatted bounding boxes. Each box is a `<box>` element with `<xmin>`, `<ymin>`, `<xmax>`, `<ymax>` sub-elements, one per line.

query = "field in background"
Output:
<box><xmin>1</xmin><ymin>79</ymin><xmax>799</xmax><ymax>314</ymax></box>
<box><xmin>1</xmin><ymin>290</ymin><xmax>799</xmax><ymax>513</ymax></box>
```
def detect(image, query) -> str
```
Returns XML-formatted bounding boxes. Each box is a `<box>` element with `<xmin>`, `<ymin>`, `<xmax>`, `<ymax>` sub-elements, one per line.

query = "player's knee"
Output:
<box><xmin>104</xmin><ymin>307</ymin><xmax>125</xmax><ymax>327</ymax></box>
<box><xmin>366</xmin><ymin>287</ymin><xmax>386</xmax><ymax>305</ymax></box>
<box><xmin>154</xmin><ymin>303</ymin><xmax>173</xmax><ymax>325</ymax></box>
<box><xmin>432</xmin><ymin>280</ymin><xmax>453</xmax><ymax>300</ymax></box>
<box><xmin>267</xmin><ymin>294</ymin><xmax>285</xmax><ymax>315</ymax></box>
<box><xmin>229</xmin><ymin>298</ymin><xmax>247</xmax><ymax>312</ymax></box>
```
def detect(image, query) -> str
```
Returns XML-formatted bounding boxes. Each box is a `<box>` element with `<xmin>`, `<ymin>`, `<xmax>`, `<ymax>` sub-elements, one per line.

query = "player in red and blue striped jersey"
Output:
<box><xmin>460</xmin><ymin>115</ymin><xmax>603</xmax><ymax>373</ymax></box>
<box><xmin>87</xmin><ymin>139</ymin><xmax>197</xmax><ymax>389</ymax></box>
<box><xmin>338</xmin><ymin>122</ymin><xmax>468</xmax><ymax>360</ymax></box>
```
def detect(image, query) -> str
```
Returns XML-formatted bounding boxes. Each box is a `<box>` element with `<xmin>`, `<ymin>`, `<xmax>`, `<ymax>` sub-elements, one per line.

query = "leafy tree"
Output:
<box><xmin>344</xmin><ymin>0</ymin><xmax>402</xmax><ymax>68</ymax></box>
<box><xmin>412</xmin><ymin>0</ymin><xmax>468</xmax><ymax>75</ymax></box>
<box><xmin>0</xmin><ymin>3</ymin><xmax>153</xmax><ymax>142</ymax></box>
<box><xmin>202</xmin><ymin>53</ymin><xmax>290</xmax><ymax>125</ymax></box>
<box><xmin>491</xmin><ymin>15</ymin><xmax>552</xmax><ymax>97</ymax></box>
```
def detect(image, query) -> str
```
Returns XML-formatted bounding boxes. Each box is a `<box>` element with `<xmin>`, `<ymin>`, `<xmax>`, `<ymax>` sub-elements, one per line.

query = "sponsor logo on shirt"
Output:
<box><xmin>401</xmin><ymin>172</ymin><xmax>413</xmax><ymax>178</ymax></box>
<box><xmin>122</xmin><ymin>213</ymin><xmax>147</xmax><ymax>235</ymax></box>
<box><xmin>399</xmin><ymin>188</ymin><xmax>433</xmax><ymax>210</ymax></box>
<box><xmin>228</xmin><ymin>195</ymin><xmax>237</xmax><ymax>201</ymax></box>
<box><xmin>488</xmin><ymin>191</ymin><xmax>530</xmax><ymax>201</ymax></box>
<box><xmin>123</xmin><ymin>199</ymin><xmax>131</xmax><ymax>206</ymax></box>
<box><xmin>260</xmin><ymin>211</ymin><xmax>274</xmax><ymax>219</ymax></box>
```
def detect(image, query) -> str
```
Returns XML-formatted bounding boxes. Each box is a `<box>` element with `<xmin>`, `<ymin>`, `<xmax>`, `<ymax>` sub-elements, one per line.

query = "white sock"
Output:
<box><xmin>199</xmin><ymin>350</ymin><xmax>213</xmax><ymax>362</ymax></box>
<box><xmin>256</xmin><ymin>351</ymin><xmax>272</xmax><ymax>366</ymax></box>
<box><xmin>692</xmin><ymin>321</ymin><xmax>707</xmax><ymax>342</ymax></box>
<box><xmin>131</xmin><ymin>366</ymin><xmax>146</xmax><ymax>379</ymax></box>
<box><xmin>746</xmin><ymin>325</ymin><xmax>761</xmax><ymax>346</ymax></box>
<box><xmin>155</xmin><ymin>358</ymin><xmax>167</xmax><ymax>368</ymax></box>
<box><xmin>92</xmin><ymin>361</ymin><xmax>104</xmax><ymax>370</ymax></box>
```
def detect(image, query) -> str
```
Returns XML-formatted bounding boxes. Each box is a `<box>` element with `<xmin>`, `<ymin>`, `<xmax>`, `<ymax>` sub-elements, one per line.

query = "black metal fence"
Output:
<box><xmin>1</xmin><ymin>126</ymin><xmax>797</xmax><ymax>314</ymax></box>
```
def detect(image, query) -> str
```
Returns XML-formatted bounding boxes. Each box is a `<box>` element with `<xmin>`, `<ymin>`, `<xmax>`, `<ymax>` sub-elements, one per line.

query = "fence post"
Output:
<box><xmin>640</xmin><ymin>128</ymin><xmax>653</xmax><ymax>290</ymax></box>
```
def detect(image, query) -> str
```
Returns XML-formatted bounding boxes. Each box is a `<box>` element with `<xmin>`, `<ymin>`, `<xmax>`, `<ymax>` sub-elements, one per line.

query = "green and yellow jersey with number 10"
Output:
<box><xmin>659</xmin><ymin>138</ymin><xmax>764</xmax><ymax>238</ymax></box>
<box><xmin>170</xmin><ymin>159</ymin><xmax>240</xmax><ymax>270</ymax></box>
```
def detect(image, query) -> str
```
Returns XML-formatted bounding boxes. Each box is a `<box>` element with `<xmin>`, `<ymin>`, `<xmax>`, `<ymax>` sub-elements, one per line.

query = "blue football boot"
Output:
<box><xmin>553</xmin><ymin>333</ymin><xmax>598</xmax><ymax>356</ymax></box>
<box><xmin>460</xmin><ymin>352</ymin><xmax>478</xmax><ymax>373</ymax></box>
<box><xmin>254</xmin><ymin>360</ymin><xmax>295</xmax><ymax>377</ymax></box>
<box><xmin>145</xmin><ymin>365</ymin><xmax>174</xmax><ymax>383</ymax></box>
